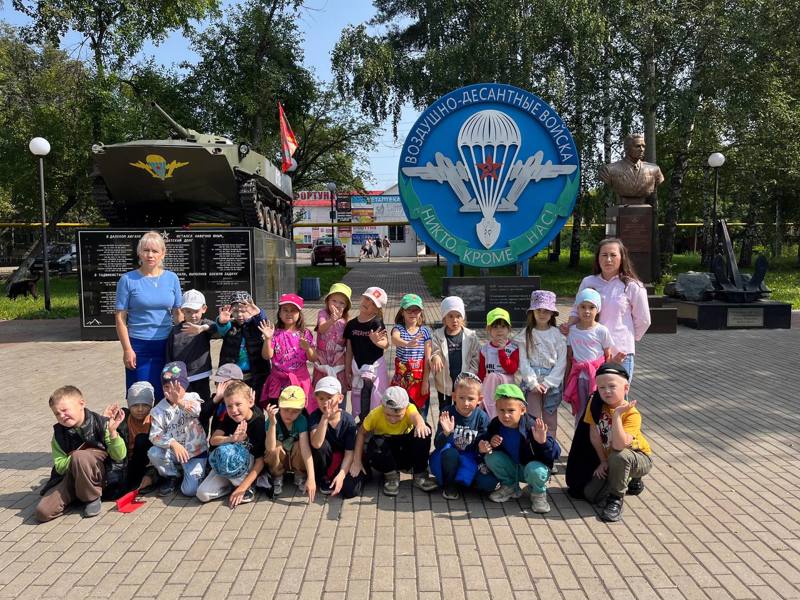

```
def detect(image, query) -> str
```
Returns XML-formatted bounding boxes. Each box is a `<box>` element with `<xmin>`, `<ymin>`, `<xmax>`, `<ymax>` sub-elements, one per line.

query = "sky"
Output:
<box><xmin>0</xmin><ymin>0</ymin><xmax>416</xmax><ymax>191</ymax></box>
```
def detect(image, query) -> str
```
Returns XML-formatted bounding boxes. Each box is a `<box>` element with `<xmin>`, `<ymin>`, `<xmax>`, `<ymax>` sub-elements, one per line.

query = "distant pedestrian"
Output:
<box><xmin>382</xmin><ymin>236</ymin><xmax>392</xmax><ymax>262</ymax></box>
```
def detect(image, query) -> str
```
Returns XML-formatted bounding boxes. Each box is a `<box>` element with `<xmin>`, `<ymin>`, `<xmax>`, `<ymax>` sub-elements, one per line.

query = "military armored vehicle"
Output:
<box><xmin>91</xmin><ymin>101</ymin><xmax>294</xmax><ymax>237</ymax></box>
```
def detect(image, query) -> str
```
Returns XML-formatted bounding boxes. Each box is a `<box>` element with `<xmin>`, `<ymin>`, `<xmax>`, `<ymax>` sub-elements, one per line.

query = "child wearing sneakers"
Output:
<box><xmin>429</xmin><ymin>372</ymin><xmax>495</xmax><ymax>501</ymax></box>
<box><xmin>264</xmin><ymin>386</ymin><xmax>316</xmax><ymax>502</ymax></box>
<box><xmin>581</xmin><ymin>362</ymin><xmax>652</xmax><ymax>522</ymax></box>
<box><xmin>197</xmin><ymin>380</ymin><xmax>266</xmax><ymax>507</ymax></box>
<box><xmin>148</xmin><ymin>361</ymin><xmax>208</xmax><ymax>497</ymax></box>
<box><xmin>36</xmin><ymin>386</ymin><xmax>127</xmax><ymax>522</ymax></box>
<box><xmin>478</xmin><ymin>384</ymin><xmax>560</xmax><ymax>513</ymax></box>
<box><xmin>349</xmin><ymin>386</ymin><xmax>437</xmax><ymax>496</ymax></box>
<box><xmin>309</xmin><ymin>376</ymin><xmax>364</xmax><ymax>498</ymax></box>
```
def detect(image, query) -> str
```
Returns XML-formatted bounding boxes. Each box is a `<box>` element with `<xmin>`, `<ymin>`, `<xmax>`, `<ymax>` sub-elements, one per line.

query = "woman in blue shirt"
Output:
<box><xmin>115</xmin><ymin>231</ymin><xmax>182</xmax><ymax>398</ymax></box>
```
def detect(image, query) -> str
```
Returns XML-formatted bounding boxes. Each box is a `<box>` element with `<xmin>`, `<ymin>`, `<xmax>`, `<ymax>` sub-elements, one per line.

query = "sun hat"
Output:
<box><xmin>528</xmin><ymin>290</ymin><xmax>558</xmax><ymax>315</ymax></box>
<box><xmin>596</xmin><ymin>362</ymin><xmax>630</xmax><ymax>380</ymax></box>
<box><xmin>440</xmin><ymin>296</ymin><xmax>465</xmax><ymax>319</ymax></box>
<box><xmin>494</xmin><ymin>383</ymin><xmax>526</xmax><ymax>404</ymax></box>
<box><xmin>381</xmin><ymin>386</ymin><xmax>410</xmax><ymax>410</ymax></box>
<box><xmin>278</xmin><ymin>385</ymin><xmax>306</xmax><ymax>409</ymax></box>
<box><xmin>325</xmin><ymin>283</ymin><xmax>352</xmax><ymax>310</ymax></box>
<box><xmin>127</xmin><ymin>381</ymin><xmax>155</xmax><ymax>408</ymax></box>
<box><xmin>362</xmin><ymin>286</ymin><xmax>388</xmax><ymax>309</ymax></box>
<box><xmin>486</xmin><ymin>307</ymin><xmax>511</xmax><ymax>327</ymax></box>
<box><xmin>181</xmin><ymin>289</ymin><xmax>206</xmax><ymax>310</ymax></box>
<box><xmin>210</xmin><ymin>363</ymin><xmax>244</xmax><ymax>383</ymax></box>
<box><xmin>279</xmin><ymin>293</ymin><xmax>304</xmax><ymax>310</ymax></box>
<box><xmin>314</xmin><ymin>376</ymin><xmax>342</xmax><ymax>395</ymax></box>
<box><xmin>575</xmin><ymin>288</ymin><xmax>602</xmax><ymax>312</ymax></box>
<box><xmin>400</xmin><ymin>293</ymin><xmax>423</xmax><ymax>310</ymax></box>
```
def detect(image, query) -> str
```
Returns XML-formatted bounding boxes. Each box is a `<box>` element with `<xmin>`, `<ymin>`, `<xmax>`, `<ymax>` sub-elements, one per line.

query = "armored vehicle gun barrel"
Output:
<box><xmin>150</xmin><ymin>101</ymin><xmax>192</xmax><ymax>140</ymax></box>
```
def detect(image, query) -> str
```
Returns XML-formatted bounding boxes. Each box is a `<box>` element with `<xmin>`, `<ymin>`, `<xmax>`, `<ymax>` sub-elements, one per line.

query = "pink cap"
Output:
<box><xmin>279</xmin><ymin>293</ymin><xmax>304</xmax><ymax>310</ymax></box>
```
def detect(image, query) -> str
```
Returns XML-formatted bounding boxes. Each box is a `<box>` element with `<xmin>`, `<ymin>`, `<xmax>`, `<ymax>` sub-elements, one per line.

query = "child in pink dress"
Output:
<box><xmin>259</xmin><ymin>294</ymin><xmax>317</xmax><ymax>411</ymax></box>
<box><xmin>313</xmin><ymin>283</ymin><xmax>351</xmax><ymax>397</ymax></box>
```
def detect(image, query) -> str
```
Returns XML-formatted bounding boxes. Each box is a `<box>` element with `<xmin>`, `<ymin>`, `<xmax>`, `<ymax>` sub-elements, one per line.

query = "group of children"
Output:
<box><xmin>37</xmin><ymin>283</ymin><xmax>652</xmax><ymax>525</ymax></box>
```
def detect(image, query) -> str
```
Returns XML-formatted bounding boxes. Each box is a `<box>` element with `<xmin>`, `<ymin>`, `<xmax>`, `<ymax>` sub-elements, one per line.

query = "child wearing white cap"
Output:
<box><xmin>166</xmin><ymin>289</ymin><xmax>226</xmax><ymax>431</ymax></box>
<box><xmin>564</xmin><ymin>289</ymin><xmax>614</xmax><ymax>426</ymax></box>
<box><xmin>430</xmin><ymin>296</ymin><xmax>480</xmax><ymax>411</ymax></box>
<box><xmin>308</xmin><ymin>376</ymin><xmax>364</xmax><ymax>498</ymax></box>
<box><xmin>344</xmin><ymin>287</ymin><xmax>390</xmax><ymax>422</ymax></box>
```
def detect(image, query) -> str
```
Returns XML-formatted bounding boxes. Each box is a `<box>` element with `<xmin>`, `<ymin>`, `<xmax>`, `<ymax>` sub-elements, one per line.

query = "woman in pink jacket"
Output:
<box><xmin>561</xmin><ymin>238</ymin><xmax>651</xmax><ymax>381</ymax></box>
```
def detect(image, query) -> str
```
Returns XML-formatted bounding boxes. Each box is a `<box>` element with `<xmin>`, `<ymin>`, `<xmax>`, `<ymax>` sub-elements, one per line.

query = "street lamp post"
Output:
<box><xmin>29</xmin><ymin>137</ymin><xmax>52</xmax><ymax>311</ymax></box>
<box><xmin>707</xmin><ymin>152</ymin><xmax>725</xmax><ymax>258</ymax></box>
<box><xmin>326</xmin><ymin>182</ymin><xmax>337</xmax><ymax>264</ymax></box>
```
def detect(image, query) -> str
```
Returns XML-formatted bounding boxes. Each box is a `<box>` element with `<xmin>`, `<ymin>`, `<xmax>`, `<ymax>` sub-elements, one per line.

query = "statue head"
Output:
<box><xmin>623</xmin><ymin>134</ymin><xmax>646</xmax><ymax>162</ymax></box>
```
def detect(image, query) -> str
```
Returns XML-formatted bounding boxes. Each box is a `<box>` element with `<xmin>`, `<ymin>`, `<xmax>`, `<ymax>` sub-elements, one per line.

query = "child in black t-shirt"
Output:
<box><xmin>196</xmin><ymin>380</ymin><xmax>265</xmax><ymax>507</ymax></box>
<box><xmin>166</xmin><ymin>290</ymin><xmax>225</xmax><ymax>429</ymax></box>
<box><xmin>344</xmin><ymin>287</ymin><xmax>390</xmax><ymax>421</ymax></box>
<box><xmin>308</xmin><ymin>376</ymin><xmax>364</xmax><ymax>498</ymax></box>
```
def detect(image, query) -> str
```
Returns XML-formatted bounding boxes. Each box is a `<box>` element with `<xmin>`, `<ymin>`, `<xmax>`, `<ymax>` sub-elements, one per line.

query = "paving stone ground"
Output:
<box><xmin>1</xmin><ymin>258</ymin><xmax>799</xmax><ymax>599</ymax></box>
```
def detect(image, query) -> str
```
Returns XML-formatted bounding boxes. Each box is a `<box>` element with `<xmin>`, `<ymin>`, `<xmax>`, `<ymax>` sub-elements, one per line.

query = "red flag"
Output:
<box><xmin>278</xmin><ymin>101</ymin><xmax>299</xmax><ymax>173</ymax></box>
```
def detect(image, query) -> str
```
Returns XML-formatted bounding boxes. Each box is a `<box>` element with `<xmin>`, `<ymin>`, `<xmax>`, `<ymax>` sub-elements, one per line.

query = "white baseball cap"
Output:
<box><xmin>362</xmin><ymin>286</ymin><xmax>388</xmax><ymax>309</ymax></box>
<box><xmin>181</xmin><ymin>289</ymin><xmax>206</xmax><ymax>310</ymax></box>
<box><xmin>314</xmin><ymin>376</ymin><xmax>342</xmax><ymax>395</ymax></box>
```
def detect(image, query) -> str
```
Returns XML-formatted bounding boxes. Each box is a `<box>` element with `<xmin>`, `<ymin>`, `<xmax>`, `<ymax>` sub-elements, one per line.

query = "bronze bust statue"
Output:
<box><xmin>598</xmin><ymin>134</ymin><xmax>664</xmax><ymax>205</ymax></box>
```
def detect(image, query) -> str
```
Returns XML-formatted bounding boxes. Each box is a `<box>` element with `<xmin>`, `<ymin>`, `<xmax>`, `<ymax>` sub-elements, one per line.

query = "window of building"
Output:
<box><xmin>388</xmin><ymin>225</ymin><xmax>405</xmax><ymax>243</ymax></box>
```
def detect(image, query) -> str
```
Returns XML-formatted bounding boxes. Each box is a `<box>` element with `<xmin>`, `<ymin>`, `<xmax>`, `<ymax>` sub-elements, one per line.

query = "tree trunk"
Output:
<box><xmin>773</xmin><ymin>197</ymin><xmax>783</xmax><ymax>257</ymax></box>
<box><xmin>5</xmin><ymin>194</ymin><xmax>80</xmax><ymax>290</ymax></box>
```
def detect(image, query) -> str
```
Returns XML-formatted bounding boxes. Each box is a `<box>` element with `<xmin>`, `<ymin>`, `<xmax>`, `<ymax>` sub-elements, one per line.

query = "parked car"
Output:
<box><xmin>311</xmin><ymin>237</ymin><xmax>346</xmax><ymax>267</ymax></box>
<box><xmin>31</xmin><ymin>243</ymin><xmax>75</xmax><ymax>273</ymax></box>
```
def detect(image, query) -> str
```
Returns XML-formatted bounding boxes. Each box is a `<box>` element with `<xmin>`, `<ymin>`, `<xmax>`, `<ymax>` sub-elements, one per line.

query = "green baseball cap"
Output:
<box><xmin>486</xmin><ymin>307</ymin><xmax>511</xmax><ymax>327</ymax></box>
<box><xmin>400</xmin><ymin>293</ymin><xmax>423</xmax><ymax>310</ymax></box>
<box><xmin>494</xmin><ymin>383</ymin><xmax>526</xmax><ymax>403</ymax></box>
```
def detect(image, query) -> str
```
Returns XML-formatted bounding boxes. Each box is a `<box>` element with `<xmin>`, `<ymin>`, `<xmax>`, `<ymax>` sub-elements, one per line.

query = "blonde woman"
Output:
<box><xmin>115</xmin><ymin>231</ymin><xmax>182</xmax><ymax>398</ymax></box>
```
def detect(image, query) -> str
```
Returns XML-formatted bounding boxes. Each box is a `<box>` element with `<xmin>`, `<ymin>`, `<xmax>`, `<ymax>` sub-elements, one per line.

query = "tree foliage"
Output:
<box><xmin>332</xmin><ymin>0</ymin><xmax>800</xmax><ymax>273</ymax></box>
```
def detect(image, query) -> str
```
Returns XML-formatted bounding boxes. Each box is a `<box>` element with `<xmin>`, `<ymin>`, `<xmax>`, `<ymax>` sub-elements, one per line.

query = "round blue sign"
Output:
<box><xmin>398</xmin><ymin>83</ymin><xmax>580</xmax><ymax>267</ymax></box>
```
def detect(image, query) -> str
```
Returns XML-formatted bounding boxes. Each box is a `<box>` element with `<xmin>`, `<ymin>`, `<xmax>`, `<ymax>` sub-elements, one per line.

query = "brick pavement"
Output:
<box><xmin>1</xmin><ymin>259</ymin><xmax>799</xmax><ymax>599</ymax></box>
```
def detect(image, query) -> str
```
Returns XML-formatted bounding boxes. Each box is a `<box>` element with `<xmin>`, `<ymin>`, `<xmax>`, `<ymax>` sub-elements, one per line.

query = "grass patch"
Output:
<box><xmin>296</xmin><ymin>266</ymin><xmax>350</xmax><ymax>297</ymax></box>
<box><xmin>422</xmin><ymin>250</ymin><xmax>800</xmax><ymax>307</ymax></box>
<box><xmin>0</xmin><ymin>275</ymin><xmax>80</xmax><ymax>320</ymax></box>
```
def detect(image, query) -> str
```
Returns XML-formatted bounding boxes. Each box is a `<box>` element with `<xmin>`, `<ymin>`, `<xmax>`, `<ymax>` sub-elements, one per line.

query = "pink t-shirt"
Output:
<box><xmin>315</xmin><ymin>309</ymin><xmax>347</xmax><ymax>369</ymax></box>
<box><xmin>271</xmin><ymin>328</ymin><xmax>314</xmax><ymax>373</ymax></box>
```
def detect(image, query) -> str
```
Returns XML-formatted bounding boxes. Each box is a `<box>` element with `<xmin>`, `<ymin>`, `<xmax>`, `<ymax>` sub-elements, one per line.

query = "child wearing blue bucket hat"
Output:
<box><xmin>196</xmin><ymin>380</ymin><xmax>266</xmax><ymax>507</ymax></box>
<box><xmin>564</xmin><ymin>289</ymin><xmax>614</xmax><ymax>427</ymax></box>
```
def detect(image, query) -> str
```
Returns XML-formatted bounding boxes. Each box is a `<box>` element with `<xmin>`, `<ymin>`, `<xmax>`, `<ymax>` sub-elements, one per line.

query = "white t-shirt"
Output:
<box><xmin>567</xmin><ymin>323</ymin><xmax>613</xmax><ymax>364</ymax></box>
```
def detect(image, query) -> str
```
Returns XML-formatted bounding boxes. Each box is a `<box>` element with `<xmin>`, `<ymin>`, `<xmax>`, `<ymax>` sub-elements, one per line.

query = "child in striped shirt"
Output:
<box><xmin>390</xmin><ymin>294</ymin><xmax>433</xmax><ymax>418</ymax></box>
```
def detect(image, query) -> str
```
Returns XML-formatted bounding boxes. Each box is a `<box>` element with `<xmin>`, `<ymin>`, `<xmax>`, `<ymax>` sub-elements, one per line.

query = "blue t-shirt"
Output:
<box><xmin>434</xmin><ymin>405</ymin><xmax>489</xmax><ymax>453</ymax></box>
<box><xmin>115</xmin><ymin>270</ymin><xmax>182</xmax><ymax>340</ymax></box>
<box><xmin>499</xmin><ymin>425</ymin><xmax>522</xmax><ymax>463</ymax></box>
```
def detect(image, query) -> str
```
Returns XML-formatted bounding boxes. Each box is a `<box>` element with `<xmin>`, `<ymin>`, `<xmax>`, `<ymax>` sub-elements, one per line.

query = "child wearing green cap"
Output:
<box><xmin>478</xmin><ymin>383</ymin><xmax>560</xmax><ymax>513</ymax></box>
<box><xmin>478</xmin><ymin>308</ymin><xmax>519</xmax><ymax>420</ymax></box>
<box><xmin>390</xmin><ymin>293</ymin><xmax>433</xmax><ymax>417</ymax></box>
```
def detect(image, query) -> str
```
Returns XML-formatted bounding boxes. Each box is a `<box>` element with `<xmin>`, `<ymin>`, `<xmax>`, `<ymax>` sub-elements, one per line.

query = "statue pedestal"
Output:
<box><xmin>606</xmin><ymin>205</ymin><xmax>653</xmax><ymax>283</ymax></box>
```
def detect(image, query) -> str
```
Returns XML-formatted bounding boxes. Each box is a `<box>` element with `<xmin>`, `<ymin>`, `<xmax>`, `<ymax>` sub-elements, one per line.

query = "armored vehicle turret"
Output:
<box><xmin>91</xmin><ymin>101</ymin><xmax>294</xmax><ymax>237</ymax></box>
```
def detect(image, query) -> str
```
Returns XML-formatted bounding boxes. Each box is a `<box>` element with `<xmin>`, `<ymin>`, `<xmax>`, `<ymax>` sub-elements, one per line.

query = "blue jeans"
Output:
<box><xmin>147</xmin><ymin>446</ymin><xmax>206</xmax><ymax>496</ymax></box>
<box><xmin>622</xmin><ymin>354</ymin><xmax>635</xmax><ymax>383</ymax></box>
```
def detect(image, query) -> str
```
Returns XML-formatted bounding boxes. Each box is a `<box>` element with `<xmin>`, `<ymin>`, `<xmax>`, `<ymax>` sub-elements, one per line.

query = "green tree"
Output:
<box><xmin>12</xmin><ymin>0</ymin><xmax>217</xmax><ymax>139</ymax></box>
